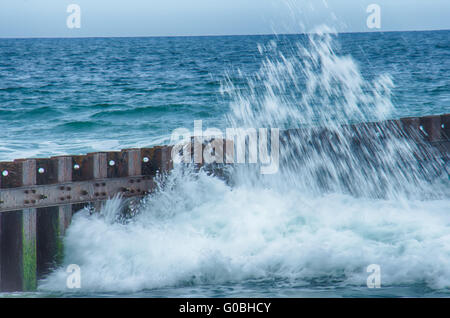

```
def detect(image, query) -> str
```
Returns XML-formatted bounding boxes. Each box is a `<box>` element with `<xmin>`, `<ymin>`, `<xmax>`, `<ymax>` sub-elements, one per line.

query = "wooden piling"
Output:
<box><xmin>420</xmin><ymin>115</ymin><xmax>442</xmax><ymax>142</ymax></box>
<box><xmin>89</xmin><ymin>152</ymin><xmax>107</xmax><ymax>211</ymax></box>
<box><xmin>0</xmin><ymin>159</ymin><xmax>37</xmax><ymax>291</ymax></box>
<box><xmin>36</xmin><ymin>156</ymin><xmax>73</xmax><ymax>279</ymax></box>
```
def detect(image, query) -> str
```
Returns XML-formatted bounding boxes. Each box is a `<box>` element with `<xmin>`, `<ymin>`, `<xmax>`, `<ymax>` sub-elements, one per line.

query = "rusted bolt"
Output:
<box><xmin>94</xmin><ymin>192</ymin><xmax>99</xmax><ymax>197</ymax></box>
<box><xmin>31</xmin><ymin>200</ymin><xmax>36</xmax><ymax>204</ymax></box>
<box><xmin>130</xmin><ymin>189</ymin><xmax>135</xmax><ymax>194</ymax></box>
<box><xmin>66</xmin><ymin>186</ymin><xmax>71</xmax><ymax>191</ymax></box>
<box><xmin>66</xmin><ymin>195</ymin><xmax>71</xmax><ymax>200</ymax></box>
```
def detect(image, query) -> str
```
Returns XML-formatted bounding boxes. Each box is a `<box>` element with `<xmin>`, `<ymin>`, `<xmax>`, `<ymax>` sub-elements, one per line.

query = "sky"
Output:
<box><xmin>0</xmin><ymin>0</ymin><xmax>449</xmax><ymax>38</ymax></box>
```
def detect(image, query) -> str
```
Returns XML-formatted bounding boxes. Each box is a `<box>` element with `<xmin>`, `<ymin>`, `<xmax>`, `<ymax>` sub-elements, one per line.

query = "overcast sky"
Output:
<box><xmin>0</xmin><ymin>0</ymin><xmax>449</xmax><ymax>38</ymax></box>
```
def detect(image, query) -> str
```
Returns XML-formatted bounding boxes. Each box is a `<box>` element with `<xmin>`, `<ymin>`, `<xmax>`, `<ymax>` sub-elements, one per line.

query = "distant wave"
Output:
<box><xmin>90</xmin><ymin>104</ymin><xmax>190</xmax><ymax>118</ymax></box>
<box><xmin>55</xmin><ymin>120</ymin><xmax>112</xmax><ymax>131</ymax></box>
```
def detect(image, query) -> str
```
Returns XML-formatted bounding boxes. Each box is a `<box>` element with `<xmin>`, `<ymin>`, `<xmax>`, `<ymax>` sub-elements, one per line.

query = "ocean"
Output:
<box><xmin>0</xmin><ymin>29</ymin><xmax>449</xmax><ymax>297</ymax></box>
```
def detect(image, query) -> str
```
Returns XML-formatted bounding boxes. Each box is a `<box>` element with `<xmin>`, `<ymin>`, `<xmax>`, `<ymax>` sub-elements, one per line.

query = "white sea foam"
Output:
<box><xmin>39</xmin><ymin>167</ymin><xmax>450</xmax><ymax>292</ymax></box>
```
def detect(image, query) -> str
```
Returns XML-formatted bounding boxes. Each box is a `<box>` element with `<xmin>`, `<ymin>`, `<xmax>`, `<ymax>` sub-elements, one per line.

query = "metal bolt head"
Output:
<box><xmin>2</xmin><ymin>170</ymin><xmax>8</xmax><ymax>177</ymax></box>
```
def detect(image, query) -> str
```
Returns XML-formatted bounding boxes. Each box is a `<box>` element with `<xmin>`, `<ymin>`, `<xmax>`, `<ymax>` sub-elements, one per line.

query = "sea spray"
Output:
<box><xmin>223</xmin><ymin>26</ymin><xmax>447</xmax><ymax>199</ymax></box>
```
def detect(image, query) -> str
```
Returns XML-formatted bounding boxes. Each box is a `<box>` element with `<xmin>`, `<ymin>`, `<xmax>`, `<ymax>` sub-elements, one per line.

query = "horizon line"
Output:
<box><xmin>0</xmin><ymin>28</ymin><xmax>449</xmax><ymax>40</ymax></box>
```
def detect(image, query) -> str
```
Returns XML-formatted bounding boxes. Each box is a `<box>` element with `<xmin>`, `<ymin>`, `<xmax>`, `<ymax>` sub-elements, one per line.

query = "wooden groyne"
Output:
<box><xmin>0</xmin><ymin>113</ymin><xmax>449</xmax><ymax>292</ymax></box>
<box><xmin>0</xmin><ymin>146</ymin><xmax>173</xmax><ymax>291</ymax></box>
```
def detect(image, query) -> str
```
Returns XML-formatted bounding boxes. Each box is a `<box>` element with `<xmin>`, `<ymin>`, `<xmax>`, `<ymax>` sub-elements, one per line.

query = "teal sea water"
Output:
<box><xmin>0</xmin><ymin>31</ymin><xmax>449</xmax><ymax>160</ymax></box>
<box><xmin>0</xmin><ymin>30</ymin><xmax>450</xmax><ymax>297</ymax></box>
